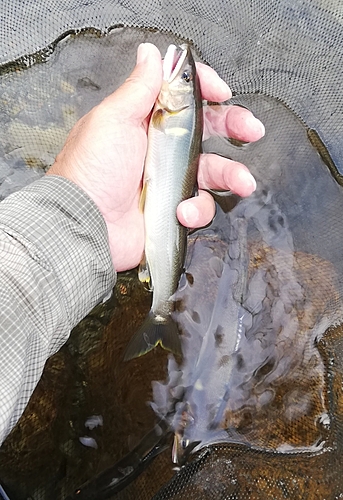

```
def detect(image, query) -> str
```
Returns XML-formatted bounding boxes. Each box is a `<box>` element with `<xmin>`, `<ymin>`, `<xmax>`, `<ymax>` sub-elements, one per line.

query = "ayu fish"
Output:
<box><xmin>124</xmin><ymin>44</ymin><xmax>203</xmax><ymax>360</ymax></box>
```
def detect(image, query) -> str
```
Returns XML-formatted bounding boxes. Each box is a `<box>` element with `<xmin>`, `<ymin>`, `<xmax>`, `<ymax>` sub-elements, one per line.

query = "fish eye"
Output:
<box><xmin>181</xmin><ymin>71</ymin><xmax>192</xmax><ymax>83</ymax></box>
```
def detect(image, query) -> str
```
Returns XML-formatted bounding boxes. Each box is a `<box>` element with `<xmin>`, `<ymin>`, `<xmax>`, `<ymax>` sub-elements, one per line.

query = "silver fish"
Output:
<box><xmin>124</xmin><ymin>44</ymin><xmax>203</xmax><ymax>360</ymax></box>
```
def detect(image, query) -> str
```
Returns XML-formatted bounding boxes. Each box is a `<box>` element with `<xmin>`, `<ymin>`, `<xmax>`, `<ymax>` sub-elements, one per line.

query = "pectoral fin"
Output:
<box><xmin>151</xmin><ymin>108</ymin><xmax>167</xmax><ymax>131</ymax></box>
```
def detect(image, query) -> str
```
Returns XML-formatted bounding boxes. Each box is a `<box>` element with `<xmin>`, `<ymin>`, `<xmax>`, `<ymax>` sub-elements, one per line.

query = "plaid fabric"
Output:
<box><xmin>0</xmin><ymin>175</ymin><xmax>116</xmax><ymax>444</ymax></box>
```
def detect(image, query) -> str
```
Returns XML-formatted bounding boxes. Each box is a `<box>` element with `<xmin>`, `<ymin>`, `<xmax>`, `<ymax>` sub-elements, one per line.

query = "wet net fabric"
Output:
<box><xmin>1</xmin><ymin>0</ymin><xmax>343</xmax><ymax>172</ymax></box>
<box><xmin>1</xmin><ymin>1</ymin><xmax>343</xmax><ymax>499</ymax></box>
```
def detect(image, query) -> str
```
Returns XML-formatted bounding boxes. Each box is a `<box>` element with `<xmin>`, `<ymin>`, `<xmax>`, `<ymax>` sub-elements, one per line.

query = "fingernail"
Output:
<box><xmin>180</xmin><ymin>201</ymin><xmax>199</xmax><ymax>226</ymax></box>
<box><xmin>136</xmin><ymin>43</ymin><xmax>150</xmax><ymax>64</ymax></box>
<box><xmin>247</xmin><ymin>115</ymin><xmax>265</xmax><ymax>137</ymax></box>
<box><xmin>255</xmin><ymin>118</ymin><xmax>265</xmax><ymax>137</ymax></box>
<box><xmin>217</xmin><ymin>78</ymin><xmax>232</xmax><ymax>100</ymax></box>
<box><xmin>237</xmin><ymin>169</ymin><xmax>257</xmax><ymax>192</ymax></box>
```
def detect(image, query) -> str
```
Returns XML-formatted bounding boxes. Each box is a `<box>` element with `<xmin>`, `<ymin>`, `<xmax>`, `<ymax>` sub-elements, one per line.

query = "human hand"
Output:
<box><xmin>47</xmin><ymin>43</ymin><xmax>264</xmax><ymax>272</ymax></box>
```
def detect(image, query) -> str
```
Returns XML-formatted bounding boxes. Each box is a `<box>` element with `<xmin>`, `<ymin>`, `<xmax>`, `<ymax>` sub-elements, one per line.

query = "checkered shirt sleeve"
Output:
<box><xmin>0</xmin><ymin>175</ymin><xmax>116</xmax><ymax>444</ymax></box>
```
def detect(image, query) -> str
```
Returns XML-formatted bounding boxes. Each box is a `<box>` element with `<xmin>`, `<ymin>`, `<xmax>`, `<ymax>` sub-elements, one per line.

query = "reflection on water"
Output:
<box><xmin>155</xmin><ymin>202</ymin><xmax>340</xmax><ymax>461</ymax></box>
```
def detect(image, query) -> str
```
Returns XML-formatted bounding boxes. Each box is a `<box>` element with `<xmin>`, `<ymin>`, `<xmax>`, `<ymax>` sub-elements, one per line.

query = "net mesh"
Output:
<box><xmin>1</xmin><ymin>1</ymin><xmax>343</xmax><ymax>499</ymax></box>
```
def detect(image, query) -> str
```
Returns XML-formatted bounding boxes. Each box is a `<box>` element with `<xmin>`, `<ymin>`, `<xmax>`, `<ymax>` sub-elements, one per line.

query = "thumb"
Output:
<box><xmin>104</xmin><ymin>43</ymin><xmax>163</xmax><ymax>123</ymax></box>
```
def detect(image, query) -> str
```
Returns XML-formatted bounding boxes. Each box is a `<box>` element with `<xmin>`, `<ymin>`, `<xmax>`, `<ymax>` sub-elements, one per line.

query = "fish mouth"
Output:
<box><xmin>163</xmin><ymin>44</ymin><xmax>188</xmax><ymax>82</ymax></box>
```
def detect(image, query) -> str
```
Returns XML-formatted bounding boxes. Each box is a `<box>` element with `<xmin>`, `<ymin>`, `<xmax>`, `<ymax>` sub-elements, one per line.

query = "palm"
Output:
<box><xmin>100</xmin><ymin>121</ymin><xmax>148</xmax><ymax>271</ymax></box>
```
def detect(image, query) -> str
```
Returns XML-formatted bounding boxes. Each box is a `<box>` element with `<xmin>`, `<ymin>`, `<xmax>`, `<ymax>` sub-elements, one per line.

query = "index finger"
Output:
<box><xmin>196</xmin><ymin>62</ymin><xmax>232</xmax><ymax>102</ymax></box>
<box><xmin>204</xmin><ymin>105</ymin><xmax>265</xmax><ymax>142</ymax></box>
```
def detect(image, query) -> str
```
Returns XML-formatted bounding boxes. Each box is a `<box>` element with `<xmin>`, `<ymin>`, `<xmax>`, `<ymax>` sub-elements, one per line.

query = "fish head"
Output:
<box><xmin>159</xmin><ymin>44</ymin><xmax>198</xmax><ymax>112</ymax></box>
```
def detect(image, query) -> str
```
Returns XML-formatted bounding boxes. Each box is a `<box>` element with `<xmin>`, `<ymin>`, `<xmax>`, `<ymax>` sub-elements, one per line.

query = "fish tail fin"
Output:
<box><xmin>124</xmin><ymin>313</ymin><xmax>182</xmax><ymax>361</ymax></box>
